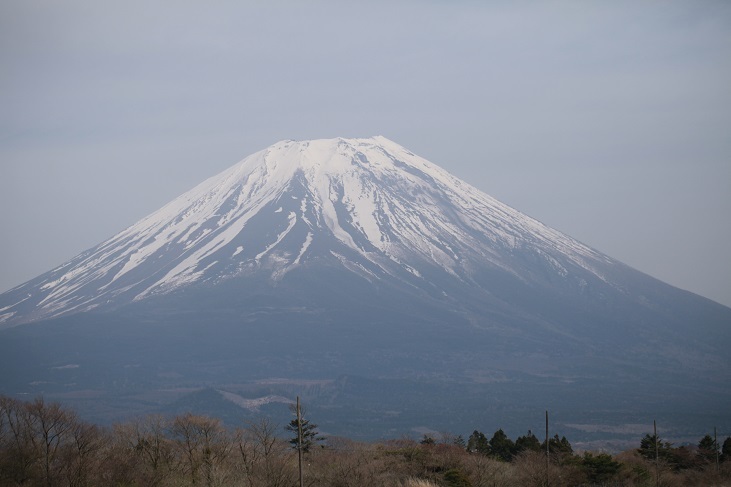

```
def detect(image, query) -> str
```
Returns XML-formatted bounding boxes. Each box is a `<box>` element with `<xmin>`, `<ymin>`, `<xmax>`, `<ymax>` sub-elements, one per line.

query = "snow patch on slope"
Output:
<box><xmin>256</xmin><ymin>212</ymin><xmax>297</xmax><ymax>262</ymax></box>
<box><xmin>216</xmin><ymin>390</ymin><xmax>293</xmax><ymax>412</ymax></box>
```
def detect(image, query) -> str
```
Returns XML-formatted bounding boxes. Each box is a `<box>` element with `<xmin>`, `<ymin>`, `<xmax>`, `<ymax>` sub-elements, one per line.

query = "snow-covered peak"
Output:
<box><xmin>0</xmin><ymin>136</ymin><xmax>613</xmax><ymax>327</ymax></box>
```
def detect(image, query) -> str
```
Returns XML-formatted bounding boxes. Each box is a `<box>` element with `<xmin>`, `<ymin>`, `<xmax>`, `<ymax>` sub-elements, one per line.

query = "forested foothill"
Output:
<box><xmin>1</xmin><ymin>395</ymin><xmax>729</xmax><ymax>486</ymax></box>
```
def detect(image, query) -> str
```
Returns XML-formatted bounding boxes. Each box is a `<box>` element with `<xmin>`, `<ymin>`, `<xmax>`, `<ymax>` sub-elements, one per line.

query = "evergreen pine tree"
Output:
<box><xmin>466</xmin><ymin>430</ymin><xmax>490</xmax><ymax>455</ymax></box>
<box><xmin>515</xmin><ymin>430</ymin><xmax>542</xmax><ymax>454</ymax></box>
<box><xmin>697</xmin><ymin>434</ymin><xmax>717</xmax><ymax>463</ymax></box>
<box><xmin>581</xmin><ymin>452</ymin><xmax>621</xmax><ymax>483</ymax></box>
<box><xmin>721</xmin><ymin>437</ymin><xmax>731</xmax><ymax>463</ymax></box>
<box><xmin>639</xmin><ymin>433</ymin><xmax>672</xmax><ymax>461</ymax></box>
<box><xmin>488</xmin><ymin>429</ymin><xmax>515</xmax><ymax>462</ymax></box>
<box><xmin>286</xmin><ymin>415</ymin><xmax>324</xmax><ymax>454</ymax></box>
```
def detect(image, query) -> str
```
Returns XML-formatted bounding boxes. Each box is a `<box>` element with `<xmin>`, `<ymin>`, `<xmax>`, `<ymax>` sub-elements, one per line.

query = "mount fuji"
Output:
<box><xmin>1</xmin><ymin>136</ymin><xmax>729</xmax><ymax>444</ymax></box>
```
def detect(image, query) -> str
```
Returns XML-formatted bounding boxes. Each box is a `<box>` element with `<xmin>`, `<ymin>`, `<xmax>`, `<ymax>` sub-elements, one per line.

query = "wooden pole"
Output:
<box><xmin>545</xmin><ymin>410</ymin><xmax>549</xmax><ymax>486</ymax></box>
<box><xmin>654</xmin><ymin>420</ymin><xmax>659</xmax><ymax>487</ymax></box>
<box><xmin>715</xmin><ymin>426</ymin><xmax>720</xmax><ymax>473</ymax></box>
<box><xmin>297</xmin><ymin>396</ymin><xmax>304</xmax><ymax>487</ymax></box>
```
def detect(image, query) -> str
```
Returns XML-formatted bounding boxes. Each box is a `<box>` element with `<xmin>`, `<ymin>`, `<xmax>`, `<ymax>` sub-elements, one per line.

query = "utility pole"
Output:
<box><xmin>716</xmin><ymin>426</ymin><xmax>720</xmax><ymax>474</ymax></box>
<box><xmin>654</xmin><ymin>420</ymin><xmax>659</xmax><ymax>487</ymax></box>
<box><xmin>545</xmin><ymin>410</ymin><xmax>549</xmax><ymax>486</ymax></box>
<box><xmin>297</xmin><ymin>396</ymin><xmax>304</xmax><ymax>487</ymax></box>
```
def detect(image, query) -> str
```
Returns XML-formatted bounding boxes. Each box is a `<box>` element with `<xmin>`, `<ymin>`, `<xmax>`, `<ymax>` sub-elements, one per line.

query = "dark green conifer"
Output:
<box><xmin>466</xmin><ymin>430</ymin><xmax>490</xmax><ymax>455</ymax></box>
<box><xmin>286</xmin><ymin>416</ymin><xmax>324</xmax><ymax>454</ymax></box>
<box><xmin>697</xmin><ymin>434</ymin><xmax>717</xmax><ymax>463</ymax></box>
<box><xmin>488</xmin><ymin>429</ymin><xmax>515</xmax><ymax>462</ymax></box>
<box><xmin>515</xmin><ymin>430</ymin><xmax>541</xmax><ymax>453</ymax></box>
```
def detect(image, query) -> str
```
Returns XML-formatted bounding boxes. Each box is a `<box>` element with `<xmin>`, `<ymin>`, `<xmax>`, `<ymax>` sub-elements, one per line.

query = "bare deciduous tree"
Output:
<box><xmin>25</xmin><ymin>397</ymin><xmax>77</xmax><ymax>487</ymax></box>
<box><xmin>235</xmin><ymin>417</ymin><xmax>295</xmax><ymax>487</ymax></box>
<box><xmin>1</xmin><ymin>396</ymin><xmax>39</xmax><ymax>484</ymax></box>
<box><xmin>171</xmin><ymin>413</ymin><xmax>231</xmax><ymax>486</ymax></box>
<box><xmin>63</xmin><ymin>421</ymin><xmax>103</xmax><ymax>487</ymax></box>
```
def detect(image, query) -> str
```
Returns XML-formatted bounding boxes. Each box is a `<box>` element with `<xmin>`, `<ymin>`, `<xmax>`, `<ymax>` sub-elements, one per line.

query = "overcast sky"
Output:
<box><xmin>1</xmin><ymin>1</ymin><xmax>730</xmax><ymax>307</ymax></box>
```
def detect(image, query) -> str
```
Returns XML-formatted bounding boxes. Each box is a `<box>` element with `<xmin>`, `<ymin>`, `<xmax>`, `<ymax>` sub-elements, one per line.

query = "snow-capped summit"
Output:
<box><xmin>1</xmin><ymin>136</ymin><xmax>730</xmax><ymax>440</ymax></box>
<box><xmin>0</xmin><ymin>136</ymin><xmax>612</xmax><ymax>327</ymax></box>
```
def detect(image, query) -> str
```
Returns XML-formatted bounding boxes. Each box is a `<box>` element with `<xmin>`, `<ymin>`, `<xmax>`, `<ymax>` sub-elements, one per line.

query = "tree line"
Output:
<box><xmin>1</xmin><ymin>394</ymin><xmax>730</xmax><ymax>486</ymax></box>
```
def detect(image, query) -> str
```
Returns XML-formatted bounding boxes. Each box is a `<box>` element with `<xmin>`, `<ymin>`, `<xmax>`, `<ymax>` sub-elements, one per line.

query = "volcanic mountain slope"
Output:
<box><xmin>1</xmin><ymin>136</ymin><xmax>729</xmax><ymax>440</ymax></box>
<box><xmin>1</xmin><ymin>136</ymin><xmax>612</xmax><ymax>327</ymax></box>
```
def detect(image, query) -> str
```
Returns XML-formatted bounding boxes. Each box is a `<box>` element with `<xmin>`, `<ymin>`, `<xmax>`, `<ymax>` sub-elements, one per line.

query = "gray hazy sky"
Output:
<box><xmin>1</xmin><ymin>1</ymin><xmax>730</xmax><ymax>307</ymax></box>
